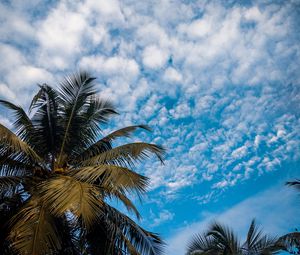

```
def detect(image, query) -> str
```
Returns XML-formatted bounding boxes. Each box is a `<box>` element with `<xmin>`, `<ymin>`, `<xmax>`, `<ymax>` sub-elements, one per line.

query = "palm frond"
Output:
<box><xmin>0</xmin><ymin>124</ymin><xmax>42</xmax><ymax>163</ymax></box>
<box><xmin>277</xmin><ymin>232</ymin><xmax>300</xmax><ymax>253</ymax></box>
<box><xmin>244</xmin><ymin>219</ymin><xmax>263</xmax><ymax>250</ymax></box>
<box><xmin>68</xmin><ymin>97</ymin><xmax>117</xmax><ymax>160</ymax></box>
<box><xmin>251</xmin><ymin>236</ymin><xmax>280</xmax><ymax>255</ymax></box>
<box><xmin>286</xmin><ymin>179</ymin><xmax>300</xmax><ymax>191</ymax></box>
<box><xmin>39</xmin><ymin>176</ymin><xmax>102</xmax><ymax>228</ymax></box>
<box><xmin>207</xmin><ymin>222</ymin><xmax>240</xmax><ymax>255</ymax></box>
<box><xmin>71</xmin><ymin>164</ymin><xmax>149</xmax><ymax>193</ymax></box>
<box><xmin>78</xmin><ymin>125</ymin><xmax>151</xmax><ymax>161</ymax></box>
<box><xmin>100</xmin><ymin>204</ymin><xmax>165</xmax><ymax>255</ymax></box>
<box><xmin>103</xmin><ymin>125</ymin><xmax>151</xmax><ymax>142</ymax></box>
<box><xmin>0</xmin><ymin>176</ymin><xmax>23</xmax><ymax>190</ymax></box>
<box><xmin>57</xmin><ymin>71</ymin><xmax>99</xmax><ymax>165</ymax></box>
<box><xmin>29</xmin><ymin>84</ymin><xmax>64</xmax><ymax>164</ymax></box>
<box><xmin>0</xmin><ymin>153</ymin><xmax>34</xmax><ymax>176</ymax></box>
<box><xmin>0</xmin><ymin>100</ymin><xmax>34</xmax><ymax>143</ymax></box>
<box><xmin>70</xmin><ymin>165</ymin><xmax>146</xmax><ymax>219</ymax></box>
<box><xmin>9</xmin><ymin>197</ymin><xmax>61</xmax><ymax>255</ymax></box>
<box><xmin>244</xmin><ymin>219</ymin><xmax>279</xmax><ymax>254</ymax></box>
<box><xmin>30</xmin><ymin>84</ymin><xmax>60</xmax><ymax>112</ymax></box>
<box><xmin>186</xmin><ymin>233</ymin><xmax>218</xmax><ymax>255</ymax></box>
<box><xmin>108</xmin><ymin>189</ymin><xmax>141</xmax><ymax>219</ymax></box>
<box><xmin>80</xmin><ymin>142</ymin><xmax>165</xmax><ymax>167</ymax></box>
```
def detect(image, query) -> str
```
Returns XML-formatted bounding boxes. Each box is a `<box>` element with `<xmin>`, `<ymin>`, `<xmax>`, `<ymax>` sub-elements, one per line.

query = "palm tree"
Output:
<box><xmin>280</xmin><ymin>179</ymin><xmax>300</xmax><ymax>254</ymax></box>
<box><xmin>0</xmin><ymin>71</ymin><xmax>165</xmax><ymax>255</ymax></box>
<box><xmin>186</xmin><ymin>220</ymin><xmax>279</xmax><ymax>255</ymax></box>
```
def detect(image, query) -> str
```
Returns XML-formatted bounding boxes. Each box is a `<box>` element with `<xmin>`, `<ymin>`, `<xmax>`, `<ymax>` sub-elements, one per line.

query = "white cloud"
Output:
<box><xmin>83</xmin><ymin>0</ymin><xmax>123</xmax><ymax>18</ymax></box>
<box><xmin>0</xmin><ymin>0</ymin><xmax>299</xmax><ymax>202</ymax></box>
<box><xmin>80</xmin><ymin>55</ymin><xmax>139</xmax><ymax>80</ymax></box>
<box><xmin>178</xmin><ymin>18</ymin><xmax>213</xmax><ymax>39</ymax></box>
<box><xmin>0</xmin><ymin>83</ymin><xmax>16</xmax><ymax>101</ymax></box>
<box><xmin>0</xmin><ymin>44</ymin><xmax>25</xmax><ymax>72</ymax></box>
<box><xmin>5</xmin><ymin>65</ymin><xmax>54</xmax><ymax>89</ymax></box>
<box><xmin>151</xmin><ymin>209</ymin><xmax>175</xmax><ymax>227</ymax></box>
<box><xmin>0</xmin><ymin>2</ymin><xmax>36</xmax><ymax>43</ymax></box>
<box><xmin>142</xmin><ymin>45</ymin><xmax>168</xmax><ymax>69</ymax></box>
<box><xmin>136</xmin><ymin>22</ymin><xmax>169</xmax><ymax>48</ymax></box>
<box><xmin>169</xmin><ymin>102</ymin><xmax>191</xmax><ymax>119</ymax></box>
<box><xmin>163</xmin><ymin>67</ymin><xmax>182</xmax><ymax>83</ymax></box>
<box><xmin>37</xmin><ymin>5</ymin><xmax>86</xmax><ymax>53</ymax></box>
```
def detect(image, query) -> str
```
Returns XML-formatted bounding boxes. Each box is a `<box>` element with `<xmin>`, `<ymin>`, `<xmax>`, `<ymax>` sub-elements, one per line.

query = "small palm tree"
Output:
<box><xmin>0</xmin><ymin>71</ymin><xmax>165</xmax><ymax>255</ymax></box>
<box><xmin>281</xmin><ymin>179</ymin><xmax>300</xmax><ymax>254</ymax></box>
<box><xmin>186</xmin><ymin>220</ymin><xmax>279</xmax><ymax>255</ymax></box>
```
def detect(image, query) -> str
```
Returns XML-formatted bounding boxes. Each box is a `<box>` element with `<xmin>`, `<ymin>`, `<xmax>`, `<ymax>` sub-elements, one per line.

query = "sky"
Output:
<box><xmin>0</xmin><ymin>0</ymin><xmax>299</xmax><ymax>254</ymax></box>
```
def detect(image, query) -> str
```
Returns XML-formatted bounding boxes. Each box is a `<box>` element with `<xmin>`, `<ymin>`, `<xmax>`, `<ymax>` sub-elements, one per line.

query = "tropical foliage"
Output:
<box><xmin>0</xmin><ymin>71</ymin><xmax>165</xmax><ymax>255</ymax></box>
<box><xmin>286</xmin><ymin>179</ymin><xmax>300</xmax><ymax>193</ymax></box>
<box><xmin>186</xmin><ymin>220</ymin><xmax>281</xmax><ymax>255</ymax></box>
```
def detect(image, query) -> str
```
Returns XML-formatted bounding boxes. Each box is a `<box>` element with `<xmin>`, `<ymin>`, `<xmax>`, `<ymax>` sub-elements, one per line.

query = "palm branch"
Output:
<box><xmin>186</xmin><ymin>233</ymin><xmax>219</xmax><ymax>255</ymax></box>
<box><xmin>242</xmin><ymin>219</ymin><xmax>279</xmax><ymax>255</ymax></box>
<box><xmin>277</xmin><ymin>232</ymin><xmax>300</xmax><ymax>253</ymax></box>
<box><xmin>207</xmin><ymin>222</ymin><xmax>240</xmax><ymax>255</ymax></box>
<box><xmin>286</xmin><ymin>179</ymin><xmax>300</xmax><ymax>192</ymax></box>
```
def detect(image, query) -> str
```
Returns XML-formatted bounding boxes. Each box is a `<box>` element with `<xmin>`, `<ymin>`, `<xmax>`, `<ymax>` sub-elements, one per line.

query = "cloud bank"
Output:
<box><xmin>0</xmin><ymin>0</ymin><xmax>299</xmax><ymax>207</ymax></box>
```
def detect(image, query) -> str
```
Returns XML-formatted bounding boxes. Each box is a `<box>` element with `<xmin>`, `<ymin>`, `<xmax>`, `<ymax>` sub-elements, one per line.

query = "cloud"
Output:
<box><xmin>163</xmin><ymin>67</ymin><xmax>182</xmax><ymax>83</ymax></box>
<box><xmin>166</xmin><ymin>185</ymin><xmax>300</xmax><ymax>255</ymax></box>
<box><xmin>142</xmin><ymin>45</ymin><xmax>168</xmax><ymax>69</ymax></box>
<box><xmin>80</xmin><ymin>55</ymin><xmax>139</xmax><ymax>80</ymax></box>
<box><xmin>0</xmin><ymin>0</ymin><xmax>299</xmax><ymax>202</ymax></box>
<box><xmin>150</xmin><ymin>209</ymin><xmax>175</xmax><ymax>227</ymax></box>
<box><xmin>0</xmin><ymin>83</ymin><xmax>16</xmax><ymax>101</ymax></box>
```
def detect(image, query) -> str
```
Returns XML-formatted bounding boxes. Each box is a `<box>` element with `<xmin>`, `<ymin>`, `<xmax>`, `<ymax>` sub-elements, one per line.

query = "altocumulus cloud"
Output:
<box><xmin>0</xmin><ymin>0</ymin><xmax>299</xmax><ymax>235</ymax></box>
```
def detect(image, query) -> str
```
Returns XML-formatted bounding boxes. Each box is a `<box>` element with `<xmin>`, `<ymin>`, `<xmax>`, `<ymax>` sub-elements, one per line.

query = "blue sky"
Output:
<box><xmin>0</xmin><ymin>0</ymin><xmax>299</xmax><ymax>254</ymax></box>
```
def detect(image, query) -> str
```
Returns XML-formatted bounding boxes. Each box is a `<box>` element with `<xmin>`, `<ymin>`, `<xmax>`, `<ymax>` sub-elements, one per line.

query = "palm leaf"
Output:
<box><xmin>0</xmin><ymin>100</ymin><xmax>34</xmax><ymax>143</ymax></box>
<box><xmin>286</xmin><ymin>179</ymin><xmax>300</xmax><ymax>191</ymax></box>
<box><xmin>78</xmin><ymin>125</ymin><xmax>151</xmax><ymax>161</ymax></box>
<box><xmin>186</xmin><ymin>233</ymin><xmax>218</xmax><ymax>255</ymax></box>
<box><xmin>0</xmin><ymin>176</ymin><xmax>23</xmax><ymax>190</ymax></box>
<box><xmin>67</xmin><ymin>97</ymin><xmax>117</xmax><ymax>160</ymax></box>
<box><xmin>0</xmin><ymin>124</ymin><xmax>42</xmax><ymax>163</ymax></box>
<box><xmin>277</xmin><ymin>232</ymin><xmax>300</xmax><ymax>253</ymax></box>
<box><xmin>57</xmin><ymin>71</ymin><xmax>98</xmax><ymax>165</ymax></box>
<box><xmin>70</xmin><ymin>165</ymin><xmax>146</xmax><ymax>219</ymax></box>
<box><xmin>39</xmin><ymin>176</ymin><xmax>102</xmax><ymax>228</ymax></box>
<box><xmin>100</xmin><ymin>204</ymin><xmax>164</xmax><ymax>255</ymax></box>
<box><xmin>71</xmin><ymin>165</ymin><xmax>149</xmax><ymax>193</ymax></box>
<box><xmin>103</xmin><ymin>125</ymin><xmax>151</xmax><ymax>142</ymax></box>
<box><xmin>106</xmin><ymin>189</ymin><xmax>141</xmax><ymax>219</ymax></box>
<box><xmin>80</xmin><ymin>142</ymin><xmax>165</xmax><ymax>167</ymax></box>
<box><xmin>30</xmin><ymin>84</ymin><xmax>62</xmax><ymax>161</ymax></box>
<box><xmin>244</xmin><ymin>219</ymin><xmax>263</xmax><ymax>250</ymax></box>
<box><xmin>244</xmin><ymin>219</ymin><xmax>278</xmax><ymax>254</ymax></box>
<box><xmin>9</xmin><ymin>197</ymin><xmax>61</xmax><ymax>255</ymax></box>
<box><xmin>207</xmin><ymin>222</ymin><xmax>240</xmax><ymax>255</ymax></box>
<box><xmin>0</xmin><ymin>153</ymin><xmax>34</xmax><ymax>176</ymax></box>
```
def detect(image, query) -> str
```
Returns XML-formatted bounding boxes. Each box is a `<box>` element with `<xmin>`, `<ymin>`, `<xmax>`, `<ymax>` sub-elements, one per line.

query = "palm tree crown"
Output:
<box><xmin>0</xmin><ymin>71</ymin><xmax>165</xmax><ymax>255</ymax></box>
<box><xmin>186</xmin><ymin>220</ymin><xmax>279</xmax><ymax>255</ymax></box>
